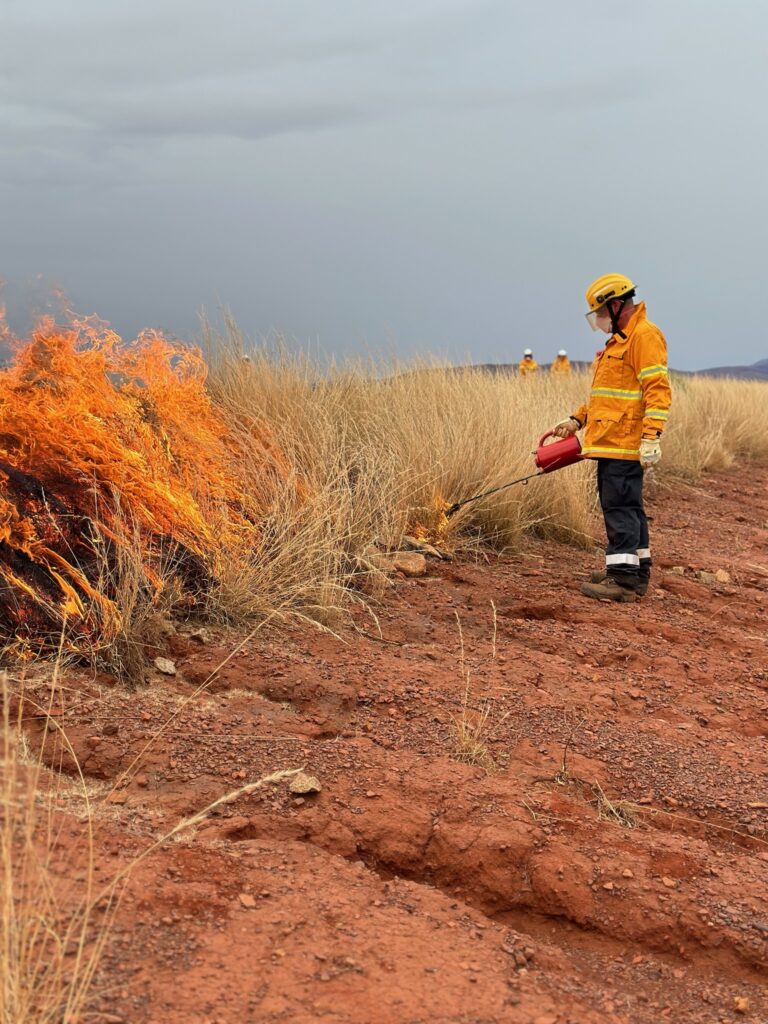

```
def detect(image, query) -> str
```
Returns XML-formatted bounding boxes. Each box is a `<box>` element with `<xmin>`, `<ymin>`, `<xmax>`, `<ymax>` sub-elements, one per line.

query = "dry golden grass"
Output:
<box><xmin>203</xmin><ymin>321</ymin><xmax>596</xmax><ymax>625</ymax></box>
<box><xmin>87</xmin><ymin>509</ymin><xmax>186</xmax><ymax>682</ymax></box>
<box><xmin>449</xmin><ymin>607</ymin><xmax>507</xmax><ymax>773</ymax></box>
<box><xmin>19</xmin><ymin>321</ymin><xmax>764</xmax><ymax>678</ymax></box>
<box><xmin>0</xmin><ymin>667</ymin><xmax>111</xmax><ymax>1024</ymax></box>
<box><xmin>202</xmin><ymin>319</ymin><xmax>768</xmax><ymax>626</ymax></box>
<box><xmin>591</xmin><ymin>780</ymin><xmax>641</xmax><ymax>829</ymax></box>
<box><xmin>663</xmin><ymin>375</ymin><xmax>768</xmax><ymax>479</ymax></box>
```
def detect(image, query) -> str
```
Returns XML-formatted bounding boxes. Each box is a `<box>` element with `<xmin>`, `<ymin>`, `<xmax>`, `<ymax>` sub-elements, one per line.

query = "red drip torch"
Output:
<box><xmin>445</xmin><ymin>431</ymin><xmax>583</xmax><ymax>517</ymax></box>
<box><xmin>533</xmin><ymin>430</ymin><xmax>583</xmax><ymax>473</ymax></box>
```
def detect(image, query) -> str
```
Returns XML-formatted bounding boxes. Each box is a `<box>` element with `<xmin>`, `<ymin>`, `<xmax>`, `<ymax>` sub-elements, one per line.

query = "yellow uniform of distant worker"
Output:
<box><xmin>518</xmin><ymin>349</ymin><xmax>538</xmax><ymax>375</ymax></box>
<box><xmin>550</xmin><ymin>350</ymin><xmax>571</xmax><ymax>376</ymax></box>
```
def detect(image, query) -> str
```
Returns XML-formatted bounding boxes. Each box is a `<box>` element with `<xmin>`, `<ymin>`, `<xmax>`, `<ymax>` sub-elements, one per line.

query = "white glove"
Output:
<box><xmin>640</xmin><ymin>437</ymin><xmax>661</xmax><ymax>467</ymax></box>
<box><xmin>553</xmin><ymin>417</ymin><xmax>580</xmax><ymax>439</ymax></box>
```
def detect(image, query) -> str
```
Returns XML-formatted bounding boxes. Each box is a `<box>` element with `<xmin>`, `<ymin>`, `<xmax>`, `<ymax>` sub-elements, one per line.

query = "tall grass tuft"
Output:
<box><xmin>203</xmin><ymin>320</ymin><xmax>599</xmax><ymax>623</ymax></box>
<box><xmin>0</xmin><ymin>668</ymin><xmax>111</xmax><ymax>1024</ymax></box>
<box><xmin>663</xmin><ymin>375</ymin><xmax>768</xmax><ymax>479</ymax></box>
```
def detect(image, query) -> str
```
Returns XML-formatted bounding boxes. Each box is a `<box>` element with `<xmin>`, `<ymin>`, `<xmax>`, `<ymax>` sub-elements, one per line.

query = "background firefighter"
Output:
<box><xmin>518</xmin><ymin>348</ymin><xmax>538</xmax><ymax>375</ymax></box>
<box><xmin>550</xmin><ymin>349</ymin><xmax>571</xmax><ymax>376</ymax></box>
<box><xmin>552</xmin><ymin>274</ymin><xmax>672</xmax><ymax>602</ymax></box>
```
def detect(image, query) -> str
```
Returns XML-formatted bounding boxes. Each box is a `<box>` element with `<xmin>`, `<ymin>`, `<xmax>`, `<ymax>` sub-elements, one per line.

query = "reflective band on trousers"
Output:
<box><xmin>637</xmin><ymin>548</ymin><xmax>651</xmax><ymax>559</ymax></box>
<box><xmin>606</xmin><ymin>553</ymin><xmax>640</xmax><ymax>566</ymax></box>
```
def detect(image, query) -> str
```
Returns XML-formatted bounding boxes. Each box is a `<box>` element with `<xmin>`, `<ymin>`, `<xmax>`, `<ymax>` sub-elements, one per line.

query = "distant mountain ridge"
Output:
<box><xmin>693</xmin><ymin>358</ymin><xmax>768</xmax><ymax>380</ymax></box>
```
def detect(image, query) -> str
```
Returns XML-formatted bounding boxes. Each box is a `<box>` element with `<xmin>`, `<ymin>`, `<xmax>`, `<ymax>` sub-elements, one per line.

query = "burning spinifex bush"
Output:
<box><xmin>0</xmin><ymin>315</ymin><xmax>291</xmax><ymax>663</ymax></box>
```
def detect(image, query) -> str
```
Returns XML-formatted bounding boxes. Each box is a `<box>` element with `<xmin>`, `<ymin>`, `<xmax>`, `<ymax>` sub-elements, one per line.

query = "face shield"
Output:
<box><xmin>585</xmin><ymin>305</ymin><xmax>613</xmax><ymax>334</ymax></box>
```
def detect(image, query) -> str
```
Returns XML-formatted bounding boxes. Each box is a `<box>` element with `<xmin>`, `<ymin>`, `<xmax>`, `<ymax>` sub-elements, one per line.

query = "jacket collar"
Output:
<box><xmin>608</xmin><ymin>301</ymin><xmax>646</xmax><ymax>344</ymax></box>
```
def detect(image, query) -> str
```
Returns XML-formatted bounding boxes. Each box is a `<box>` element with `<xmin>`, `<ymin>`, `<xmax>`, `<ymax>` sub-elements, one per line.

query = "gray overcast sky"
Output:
<box><xmin>1</xmin><ymin>0</ymin><xmax>766</xmax><ymax>370</ymax></box>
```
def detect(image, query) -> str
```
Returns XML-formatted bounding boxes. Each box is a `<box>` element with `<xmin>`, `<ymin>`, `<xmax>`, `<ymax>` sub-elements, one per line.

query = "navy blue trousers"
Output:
<box><xmin>596</xmin><ymin>458</ymin><xmax>651</xmax><ymax>586</ymax></box>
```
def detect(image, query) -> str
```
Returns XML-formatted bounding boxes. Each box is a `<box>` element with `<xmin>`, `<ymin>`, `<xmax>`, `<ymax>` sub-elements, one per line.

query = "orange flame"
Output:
<box><xmin>410</xmin><ymin>495</ymin><xmax>451</xmax><ymax>546</ymax></box>
<box><xmin>0</xmin><ymin>313</ymin><xmax>292</xmax><ymax>659</ymax></box>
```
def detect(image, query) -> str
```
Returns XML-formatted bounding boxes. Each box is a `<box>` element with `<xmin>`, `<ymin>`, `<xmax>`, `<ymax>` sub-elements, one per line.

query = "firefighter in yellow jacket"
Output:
<box><xmin>550</xmin><ymin>349</ymin><xmax>571</xmax><ymax>376</ymax></box>
<box><xmin>551</xmin><ymin>274</ymin><xmax>672</xmax><ymax>602</ymax></box>
<box><xmin>518</xmin><ymin>349</ymin><xmax>538</xmax><ymax>375</ymax></box>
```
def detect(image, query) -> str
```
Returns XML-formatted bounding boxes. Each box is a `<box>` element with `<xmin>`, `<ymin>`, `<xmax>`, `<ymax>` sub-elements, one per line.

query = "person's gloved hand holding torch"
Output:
<box><xmin>553</xmin><ymin>416</ymin><xmax>581</xmax><ymax>439</ymax></box>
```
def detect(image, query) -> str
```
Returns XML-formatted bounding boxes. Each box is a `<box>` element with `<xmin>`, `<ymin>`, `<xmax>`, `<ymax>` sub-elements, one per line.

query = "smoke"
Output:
<box><xmin>0</xmin><ymin>275</ymin><xmax>73</xmax><ymax>343</ymax></box>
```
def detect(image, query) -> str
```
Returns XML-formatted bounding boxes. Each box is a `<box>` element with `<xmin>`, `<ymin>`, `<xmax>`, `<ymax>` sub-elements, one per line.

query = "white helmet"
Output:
<box><xmin>558</xmin><ymin>349</ymin><xmax>567</xmax><ymax>357</ymax></box>
<box><xmin>523</xmin><ymin>348</ymin><xmax>533</xmax><ymax>356</ymax></box>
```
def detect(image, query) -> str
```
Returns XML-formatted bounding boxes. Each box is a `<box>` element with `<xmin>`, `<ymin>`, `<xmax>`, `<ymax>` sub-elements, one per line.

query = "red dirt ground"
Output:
<box><xmin>15</xmin><ymin>463</ymin><xmax>768</xmax><ymax>1023</ymax></box>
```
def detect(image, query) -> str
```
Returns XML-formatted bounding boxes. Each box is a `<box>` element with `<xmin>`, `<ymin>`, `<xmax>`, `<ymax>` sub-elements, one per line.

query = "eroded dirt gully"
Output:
<box><xmin>19</xmin><ymin>464</ymin><xmax>768</xmax><ymax>1023</ymax></box>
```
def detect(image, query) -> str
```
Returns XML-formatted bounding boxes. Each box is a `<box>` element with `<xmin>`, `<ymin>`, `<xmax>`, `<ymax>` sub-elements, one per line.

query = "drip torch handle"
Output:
<box><xmin>445</xmin><ymin>470</ymin><xmax>543</xmax><ymax>517</ymax></box>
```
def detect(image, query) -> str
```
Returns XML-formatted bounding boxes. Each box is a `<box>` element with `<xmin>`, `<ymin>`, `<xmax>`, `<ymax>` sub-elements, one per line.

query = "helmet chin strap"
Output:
<box><xmin>609</xmin><ymin>299</ymin><xmax>627</xmax><ymax>339</ymax></box>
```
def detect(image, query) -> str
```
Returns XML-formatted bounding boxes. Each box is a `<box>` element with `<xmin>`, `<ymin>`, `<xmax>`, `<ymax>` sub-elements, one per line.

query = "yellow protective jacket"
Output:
<box><xmin>518</xmin><ymin>358</ymin><xmax>538</xmax><ymax>375</ymax></box>
<box><xmin>550</xmin><ymin>356</ymin><xmax>571</xmax><ymax>375</ymax></box>
<box><xmin>571</xmin><ymin>303</ymin><xmax>671</xmax><ymax>461</ymax></box>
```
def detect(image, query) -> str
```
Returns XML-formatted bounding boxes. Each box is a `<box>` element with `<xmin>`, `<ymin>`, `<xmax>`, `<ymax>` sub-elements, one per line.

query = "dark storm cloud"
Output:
<box><xmin>1</xmin><ymin>2</ymin><xmax>494</xmax><ymax>168</ymax></box>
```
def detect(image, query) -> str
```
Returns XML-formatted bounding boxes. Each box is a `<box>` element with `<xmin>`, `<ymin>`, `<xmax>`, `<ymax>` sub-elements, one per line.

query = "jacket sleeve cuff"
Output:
<box><xmin>643</xmin><ymin>415</ymin><xmax>667</xmax><ymax>438</ymax></box>
<box><xmin>571</xmin><ymin>405</ymin><xmax>588</xmax><ymax>429</ymax></box>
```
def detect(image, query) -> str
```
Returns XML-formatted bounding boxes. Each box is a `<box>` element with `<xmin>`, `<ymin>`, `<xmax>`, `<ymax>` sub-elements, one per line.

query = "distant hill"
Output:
<box><xmin>694</xmin><ymin>358</ymin><xmax>768</xmax><ymax>381</ymax></box>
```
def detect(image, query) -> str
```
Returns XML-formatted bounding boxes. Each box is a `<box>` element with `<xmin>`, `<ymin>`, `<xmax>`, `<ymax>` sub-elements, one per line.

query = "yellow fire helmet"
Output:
<box><xmin>585</xmin><ymin>273</ymin><xmax>636</xmax><ymax>336</ymax></box>
<box><xmin>585</xmin><ymin>273</ymin><xmax>636</xmax><ymax>312</ymax></box>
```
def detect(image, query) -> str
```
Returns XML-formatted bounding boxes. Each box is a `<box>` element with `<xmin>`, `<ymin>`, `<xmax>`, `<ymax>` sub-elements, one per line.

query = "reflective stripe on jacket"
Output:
<box><xmin>571</xmin><ymin>302</ymin><xmax>671</xmax><ymax>461</ymax></box>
